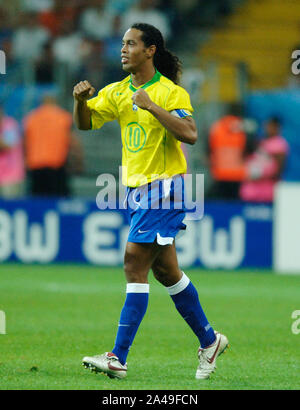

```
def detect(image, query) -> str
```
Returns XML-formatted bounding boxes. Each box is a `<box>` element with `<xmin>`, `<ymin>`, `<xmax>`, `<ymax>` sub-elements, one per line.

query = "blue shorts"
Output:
<box><xmin>125</xmin><ymin>175</ymin><xmax>186</xmax><ymax>245</ymax></box>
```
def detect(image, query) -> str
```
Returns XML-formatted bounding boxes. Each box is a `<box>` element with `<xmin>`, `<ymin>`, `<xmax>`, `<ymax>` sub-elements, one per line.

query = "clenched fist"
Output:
<box><xmin>131</xmin><ymin>89</ymin><xmax>153</xmax><ymax>110</ymax></box>
<box><xmin>73</xmin><ymin>80</ymin><xmax>95</xmax><ymax>102</ymax></box>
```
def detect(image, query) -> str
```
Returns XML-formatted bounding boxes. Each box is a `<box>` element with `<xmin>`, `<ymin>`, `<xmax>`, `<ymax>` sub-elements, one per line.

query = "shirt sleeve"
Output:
<box><xmin>86</xmin><ymin>84</ymin><xmax>118</xmax><ymax>130</ymax></box>
<box><xmin>165</xmin><ymin>85</ymin><xmax>194</xmax><ymax>115</ymax></box>
<box><xmin>267</xmin><ymin>137</ymin><xmax>289</xmax><ymax>155</ymax></box>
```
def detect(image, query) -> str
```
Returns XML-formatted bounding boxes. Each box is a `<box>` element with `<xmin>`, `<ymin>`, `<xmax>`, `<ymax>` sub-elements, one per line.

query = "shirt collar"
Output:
<box><xmin>129</xmin><ymin>69</ymin><xmax>161</xmax><ymax>92</ymax></box>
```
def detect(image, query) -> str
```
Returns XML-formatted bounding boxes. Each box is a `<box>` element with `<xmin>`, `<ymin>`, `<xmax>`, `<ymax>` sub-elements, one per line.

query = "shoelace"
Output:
<box><xmin>91</xmin><ymin>354</ymin><xmax>117</xmax><ymax>361</ymax></box>
<box><xmin>105</xmin><ymin>354</ymin><xmax>127</xmax><ymax>369</ymax></box>
<box><xmin>105</xmin><ymin>354</ymin><xmax>119</xmax><ymax>362</ymax></box>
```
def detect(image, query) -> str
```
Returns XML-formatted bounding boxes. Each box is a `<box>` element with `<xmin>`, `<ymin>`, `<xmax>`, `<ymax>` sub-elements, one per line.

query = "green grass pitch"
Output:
<box><xmin>0</xmin><ymin>264</ymin><xmax>299</xmax><ymax>390</ymax></box>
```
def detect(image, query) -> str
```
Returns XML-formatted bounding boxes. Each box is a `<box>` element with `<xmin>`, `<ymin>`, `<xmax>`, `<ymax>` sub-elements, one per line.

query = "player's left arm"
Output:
<box><xmin>132</xmin><ymin>89</ymin><xmax>197</xmax><ymax>145</ymax></box>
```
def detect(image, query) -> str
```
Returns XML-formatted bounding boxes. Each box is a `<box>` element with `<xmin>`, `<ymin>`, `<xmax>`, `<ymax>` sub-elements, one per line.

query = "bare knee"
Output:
<box><xmin>152</xmin><ymin>262</ymin><xmax>181</xmax><ymax>287</ymax></box>
<box><xmin>124</xmin><ymin>248</ymin><xmax>148</xmax><ymax>283</ymax></box>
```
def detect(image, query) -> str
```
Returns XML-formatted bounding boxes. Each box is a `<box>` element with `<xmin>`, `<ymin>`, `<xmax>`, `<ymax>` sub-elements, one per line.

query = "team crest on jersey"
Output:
<box><xmin>133</xmin><ymin>103</ymin><xmax>138</xmax><ymax>111</ymax></box>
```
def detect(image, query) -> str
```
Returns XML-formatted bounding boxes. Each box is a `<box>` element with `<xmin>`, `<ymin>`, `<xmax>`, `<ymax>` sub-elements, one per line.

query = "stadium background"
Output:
<box><xmin>0</xmin><ymin>0</ymin><xmax>300</xmax><ymax>390</ymax></box>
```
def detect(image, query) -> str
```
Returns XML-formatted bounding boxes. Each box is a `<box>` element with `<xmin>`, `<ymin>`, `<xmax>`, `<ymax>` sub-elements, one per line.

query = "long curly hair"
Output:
<box><xmin>131</xmin><ymin>23</ymin><xmax>182</xmax><ymax>84</ymax></box>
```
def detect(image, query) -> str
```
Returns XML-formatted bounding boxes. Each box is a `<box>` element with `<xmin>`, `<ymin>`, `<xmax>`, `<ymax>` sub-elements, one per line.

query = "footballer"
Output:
<box><xmin>73</xmin><ymin>23</ymin><xmax>228</xmax><ymax>380</ymax></box>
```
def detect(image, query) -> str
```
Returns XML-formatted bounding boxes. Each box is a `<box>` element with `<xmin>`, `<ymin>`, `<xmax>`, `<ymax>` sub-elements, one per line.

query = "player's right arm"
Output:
<box><xmin>73</xmin><ymin>80</ymin><xmax>95</xmax><ymax>130</ymax></box>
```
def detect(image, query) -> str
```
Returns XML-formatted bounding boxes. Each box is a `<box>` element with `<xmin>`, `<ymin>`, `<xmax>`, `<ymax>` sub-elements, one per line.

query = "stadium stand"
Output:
<box><xmin>200</xmin><ymin>0</ymin><xmax>300</xmax><ymax>100</ymax></box>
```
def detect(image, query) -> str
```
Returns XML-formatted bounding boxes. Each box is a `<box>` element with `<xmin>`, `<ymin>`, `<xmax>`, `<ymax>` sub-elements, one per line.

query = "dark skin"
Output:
<box><xmin>73</xmin><ymin>28</ymin><xmax>197</xmax><ymax>144</ymax></box>
<box><xmin>265</xmin><ymin>121</ymin><xmax>286</xmax><ymax>179</ymax></box>
<box><xmin>73</xmin><ymin>28</ymin><xmax>197</xmax><ymax>286</ymax></box>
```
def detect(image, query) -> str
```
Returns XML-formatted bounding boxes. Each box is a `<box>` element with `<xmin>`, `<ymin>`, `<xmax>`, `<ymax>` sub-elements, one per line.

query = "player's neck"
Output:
<box><xmin>130</xmin><ymin>66</ymin><xmax>156</xmax><ymax>88</ymax></box>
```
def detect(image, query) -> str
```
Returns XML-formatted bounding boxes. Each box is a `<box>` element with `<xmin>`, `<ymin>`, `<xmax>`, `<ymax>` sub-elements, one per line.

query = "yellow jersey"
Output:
<box><xmin>87</xmin><ymin>70</ymin><xmax>194</xmax><ymax>187</ymax></box>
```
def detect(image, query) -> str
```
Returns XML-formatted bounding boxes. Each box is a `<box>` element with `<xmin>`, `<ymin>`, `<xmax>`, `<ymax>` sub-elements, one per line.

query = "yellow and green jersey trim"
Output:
<box><xmin>86</xmin><ymin>71</ymin><xmax>194</xmax><ymax>187</ymax></box>
<box><xmin>129</xmin><ymin>70</ymin><xmax>162</xmax><ymax>92</ymax></box>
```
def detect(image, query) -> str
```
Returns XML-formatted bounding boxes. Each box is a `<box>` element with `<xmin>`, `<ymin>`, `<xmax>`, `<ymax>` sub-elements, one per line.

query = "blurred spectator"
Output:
<box><xmin>173</xmin><ymin>0</ymin><xmax>198</xmax><ymax>16</ymax></box>
<box><xmin>105</xmin><ymin>0</ymin><xmax>137</xmax><ymax>15</ymax></box>
<box><xmin>207</xmin><ymin>104</ymin><xmax>248</xmax><ymax>200</ymax></box>
<box><xmin>21</xmin><ymin>0</ymin><xmax>54</xmax><ymax>13</ymax></box>
<box><xmin>0</xmin><ymin>105</ymin><xmax>25</xmax><ymax>198</ymax></box>
<box><xmin>180</xmin><ymin>67</ymin><xmax>204</xmax><ymax>102</ymax></box>
<box><xmin>24</xmin><ymin>94</ymin><xmax>82</xmax><ymax>197</ymax></box>
<box><xmin>12</xmin><ymin>12</ymin><xmax>50</xmax><ymax>62</ymax></box>
<box><xmin>121</xmin><ymin>0</ymin><xmax>171</xmax><ymax>40</ymax></box>
<box><xmin>104</xmin><ymin>14</ymin><xmax>123</xmax><ymax>62</ymax></box>
<box><xmin>0</xmin><ymin>37</ymin><xmax>22</xmax><ymax>85</ymax></box>
<box><xmin>181</xmin><ymin>0</ymin><xmax>234</xmax><ymax>28</ymax></box>
<box><xmin>52</xmin><ymin>20</ymin><xmax>83</xmax><ymax>72</ymax></box>
<box><xmin>102</xmin><ymin>15</ymin><xmax>127</xmax><ymax>84</ymax></box>
<box><xmin>38</xmin><ymin>0</ymin><xmax>80</xmax><ymax>37</ymax></box>
<box><xmin>240</xmin><ymin>117</ymin><xmax>289</xmax><ymax>202</ymax></box>
<box><xmin>0</xmin><ymin>7</ymin><xmax>20</xmax><ymax>81</ymax></box>
<box><xmin>35</xmin><ymin>41</ymin><xmax>55</xmax><ymax>83</ymax></box>
<box><xmin>0</xmin><ymin>7</ymin><xmax>13</xmax><ymax>50</ymax></box>
<box><xmin>79</xmin><ymin>0</ymin><xmax>115</xmax><ymax>40</ymax></box>
<box><xmin>79</xmin><ymin>39</ymin><xmax>106</xmax><ymax>90</ymax></box>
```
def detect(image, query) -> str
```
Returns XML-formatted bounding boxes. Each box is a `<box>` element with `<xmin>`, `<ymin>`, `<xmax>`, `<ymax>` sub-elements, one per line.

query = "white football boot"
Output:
<box><xmin>195</xmin><ymin>331</ymin><xmax>229</xmax><ymax>379</ymax></box>
<box><xmin>82</xmin><ymin>352</ymin><xmax>127</xmax><ymax>379</ymax></box>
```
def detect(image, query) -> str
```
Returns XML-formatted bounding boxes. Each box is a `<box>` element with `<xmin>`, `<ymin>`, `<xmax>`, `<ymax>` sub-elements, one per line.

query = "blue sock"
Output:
<box><xmin>112</xmin><ymin>283</ymin><xmax>149</xmax><ymax>365</ymax></box>
<box><xmin>167</xmin><ymin>273</ymin><xmax>216</xmax><ymax>348</ymax></box>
